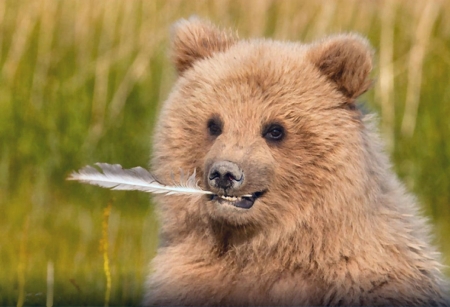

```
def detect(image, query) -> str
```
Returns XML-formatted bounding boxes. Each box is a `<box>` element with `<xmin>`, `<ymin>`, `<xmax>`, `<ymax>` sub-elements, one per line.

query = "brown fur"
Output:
<box><xmin>144</xmin><ymin>17</ymin><xmax>449</xmax><ymax>306</ymax></box>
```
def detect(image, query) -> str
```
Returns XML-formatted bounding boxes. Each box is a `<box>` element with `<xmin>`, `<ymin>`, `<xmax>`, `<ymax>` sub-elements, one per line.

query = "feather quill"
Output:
<box><xmin>67</xmin><ymin>163</ymin><xmax>213</xmax><ymax>196</ymax></box>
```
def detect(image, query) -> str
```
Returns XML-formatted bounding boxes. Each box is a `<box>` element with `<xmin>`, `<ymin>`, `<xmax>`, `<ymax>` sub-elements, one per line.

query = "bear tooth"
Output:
<box><xmin>220</xmin><ymin>196</ymin><xmax>240</xmax><ymax>201</ymax></box>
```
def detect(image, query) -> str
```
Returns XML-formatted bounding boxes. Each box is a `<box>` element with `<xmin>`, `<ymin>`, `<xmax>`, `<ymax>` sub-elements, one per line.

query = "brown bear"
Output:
<box><xmin>143</xmin><ymin>18</ymin><xmax>449</xmax><ymax>306</ymax></box>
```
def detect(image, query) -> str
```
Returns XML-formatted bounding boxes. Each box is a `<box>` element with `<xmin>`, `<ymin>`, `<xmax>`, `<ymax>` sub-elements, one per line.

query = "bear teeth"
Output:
<box><xmin>219</xmin><ymin>196</ymin><xmax>241</xmax><ymax>202</ymax></box>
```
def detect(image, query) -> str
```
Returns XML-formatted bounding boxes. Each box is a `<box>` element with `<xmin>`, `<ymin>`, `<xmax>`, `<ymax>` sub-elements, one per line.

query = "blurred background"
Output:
<box><xmin>1</xmin><ymin>0</ymin><xmax>449</xmax><ymax>305</ymax></box>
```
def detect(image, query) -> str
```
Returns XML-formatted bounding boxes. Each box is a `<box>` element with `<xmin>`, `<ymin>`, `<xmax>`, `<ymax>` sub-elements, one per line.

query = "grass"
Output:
<box><xmin>0</xmin><ymin>0</ymin><xmax>449</xmax><ymax>305</ymax></box>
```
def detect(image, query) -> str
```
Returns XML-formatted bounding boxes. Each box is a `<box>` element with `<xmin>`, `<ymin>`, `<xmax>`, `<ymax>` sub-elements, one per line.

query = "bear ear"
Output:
<box><xmin>170</xmin><ymin>17</ymin><xmax>237</xmax><ymax>74</ymax></box>
<box><xmin>307</xmin><ymin>34</ymin><xmax>373</xmax><ymax>99</ymax></box>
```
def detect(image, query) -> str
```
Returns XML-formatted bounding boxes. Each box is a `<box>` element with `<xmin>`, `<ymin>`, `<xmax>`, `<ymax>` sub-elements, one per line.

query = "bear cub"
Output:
<box><xmin>144</xmin><ymin>18</ymin><xmax>449</xmax><ymax>306</ymax></box>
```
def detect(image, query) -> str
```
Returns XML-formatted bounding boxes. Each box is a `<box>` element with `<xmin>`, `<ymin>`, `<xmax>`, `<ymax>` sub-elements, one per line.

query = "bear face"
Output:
<box><xmin>151</xmin><ymin>19</ymin><xmax>372</xmax><ymax>229</ymax></box>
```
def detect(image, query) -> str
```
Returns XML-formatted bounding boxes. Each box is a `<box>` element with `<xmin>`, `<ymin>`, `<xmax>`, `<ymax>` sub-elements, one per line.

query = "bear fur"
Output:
<box><xmin>144</xmin><ymin>18</ymin><xmax>449</xmax><ymax>306</ymax></box>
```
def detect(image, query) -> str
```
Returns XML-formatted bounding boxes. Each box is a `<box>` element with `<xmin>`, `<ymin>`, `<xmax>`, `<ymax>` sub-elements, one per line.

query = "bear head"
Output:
<box><xmin>151</xmin><ymin>17</ymin><xmax>373</xmax><ymax>238</ymax></box>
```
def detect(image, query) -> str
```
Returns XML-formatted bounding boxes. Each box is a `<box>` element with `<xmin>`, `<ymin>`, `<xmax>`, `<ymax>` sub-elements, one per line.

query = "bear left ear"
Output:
<box><xmin>307</xmin><ymin>34</ymin><xmax>373</xmax><ymax>99</ymax></box>
<box><xmin>171</xmin><ymin>17</ymin><xmax>237</xmax><ymax>74</ymax></box>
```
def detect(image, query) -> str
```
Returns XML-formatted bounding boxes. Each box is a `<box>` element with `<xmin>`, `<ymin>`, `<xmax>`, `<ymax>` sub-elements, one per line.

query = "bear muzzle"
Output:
<box><xmin>206</xmin><ymin>160</ymin><xmax>264</xmax><ymax>209</ymax></box>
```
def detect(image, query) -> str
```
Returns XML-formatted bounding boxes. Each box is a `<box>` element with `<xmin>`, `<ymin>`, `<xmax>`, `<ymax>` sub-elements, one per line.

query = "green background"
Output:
<box><xmin>1</xmin><ymin>1</ymin><xmax>449</xmax><ymax>305</ymax></box>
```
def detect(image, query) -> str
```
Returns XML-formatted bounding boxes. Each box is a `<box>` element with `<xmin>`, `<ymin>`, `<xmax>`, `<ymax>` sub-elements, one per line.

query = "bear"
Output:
<box><xmin>143</xmin><ymin>18</ymin><xmax>449</xmax><ymax>306</ymax></box>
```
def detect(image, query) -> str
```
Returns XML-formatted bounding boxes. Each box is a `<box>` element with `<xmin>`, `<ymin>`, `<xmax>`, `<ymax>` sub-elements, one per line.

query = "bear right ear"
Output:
<box><xmin>171</xmin><ymin>17</ymin><xmax>237</xmax><ymax>74</ymax></box>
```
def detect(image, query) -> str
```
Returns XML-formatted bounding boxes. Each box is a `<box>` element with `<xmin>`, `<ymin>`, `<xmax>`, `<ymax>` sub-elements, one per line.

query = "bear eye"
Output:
<box><xmin>207</xmin><ymin>117</ymin><xmax>222</xmax><ymax>137</ymax></box>
<box><xmin>263</xmin><ymin>123</ymin><xmax>285</xmax><ymax>142</ymax></box>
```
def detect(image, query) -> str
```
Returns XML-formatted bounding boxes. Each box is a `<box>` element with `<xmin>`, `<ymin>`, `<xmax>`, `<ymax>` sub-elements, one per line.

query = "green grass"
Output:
<box><xmin>1</xmin><ymin>0</ymin><xmax>449</xmax><ymax>305</ymax></box>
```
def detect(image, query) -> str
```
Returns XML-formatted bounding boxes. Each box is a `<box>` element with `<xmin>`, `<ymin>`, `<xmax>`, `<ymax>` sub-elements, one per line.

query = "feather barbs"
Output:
<box><xmin>67</xmin><ymin>163</ymin><xmax>213</xmax><ymax>196</ymax></box>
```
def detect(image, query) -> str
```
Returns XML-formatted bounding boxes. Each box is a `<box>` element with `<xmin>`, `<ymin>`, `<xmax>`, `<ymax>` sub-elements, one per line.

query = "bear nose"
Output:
<box><xmin>208</xmin><ymin>161</ymin><xmax>244</xmax><ymax>191</ymax></box>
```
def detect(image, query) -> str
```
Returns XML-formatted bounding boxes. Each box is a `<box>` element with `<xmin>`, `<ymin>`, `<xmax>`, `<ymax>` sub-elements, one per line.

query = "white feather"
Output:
<box><xmin>67</xmin><ymin>163</ymin><xmax>213</xmax><ymax>195</ymax></box>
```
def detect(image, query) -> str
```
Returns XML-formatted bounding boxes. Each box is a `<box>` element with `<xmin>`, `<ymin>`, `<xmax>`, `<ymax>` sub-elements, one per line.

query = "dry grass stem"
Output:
<box><xmin>30</xmin><ymin>0</ymin><xmax>57</xmax><ymax>108</ymax></box>
<box><xmin>16</xmin><ymin>218</ymin><xmax>29</xmax><ymax>307</ymax></box>
<box><xmin>401</xmin><ymin>1</ymin><xmax>440</xmax><ymax>137</ymax></box>
<box><xmin>101</xmin><ymin>202</ymin><xmax>113</xmax><ymax>307</ymax></box>
<box><xmin>377</xmin><ymin>0</ymin><xmax>397</xmax><ymax>149</ymax></box>
<box><xmin>2</xmin><ymin>2</ymin><xmax>38</xmax><ymax>82</ymax></box>
<box><xmin>46</xmin><ymin>261</ymin><xmax>54</xmax><ymax>307</ymax></box>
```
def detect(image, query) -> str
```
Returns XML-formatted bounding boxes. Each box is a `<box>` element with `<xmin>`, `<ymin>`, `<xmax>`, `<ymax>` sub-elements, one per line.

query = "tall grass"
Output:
<box><xmin>0</xmin><ymin>0</ymin><xmax>449</xmax><ymax>305</ymax></box>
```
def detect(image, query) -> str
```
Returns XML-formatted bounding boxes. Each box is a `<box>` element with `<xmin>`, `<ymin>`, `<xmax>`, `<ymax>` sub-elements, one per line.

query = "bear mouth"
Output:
<box><xmin>209</xmin><ymin>191</ymin><xmax>264</xmax><ymax>209</ymax></box>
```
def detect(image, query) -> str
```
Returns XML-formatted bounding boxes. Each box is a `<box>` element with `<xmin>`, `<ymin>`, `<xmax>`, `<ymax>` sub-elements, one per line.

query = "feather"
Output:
<box><xmin>67</xmin><ymin>163</ymin><xmax>213</xmax><ymax>196</ymax></box>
